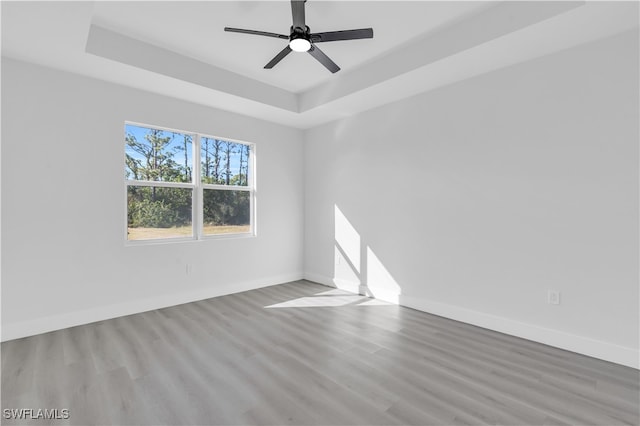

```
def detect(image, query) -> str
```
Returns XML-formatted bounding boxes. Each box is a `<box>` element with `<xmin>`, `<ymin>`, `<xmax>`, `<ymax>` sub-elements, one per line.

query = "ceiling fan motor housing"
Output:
<box><xmin>224</xmin><ymin>0</ymin><xmax>373</xmax><ymax>73</ymax></box>
<box><xmin>290</xmin><ymin>26</ymin><xmax>310</xmax><ymax>41</ymax></box>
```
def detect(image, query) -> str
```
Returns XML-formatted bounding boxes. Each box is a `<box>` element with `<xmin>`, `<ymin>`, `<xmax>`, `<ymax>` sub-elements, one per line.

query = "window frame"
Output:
<box><xmin>124</xmin><ymin>121</ymin><xmax>256</xmax><ymax>245</ymax></box>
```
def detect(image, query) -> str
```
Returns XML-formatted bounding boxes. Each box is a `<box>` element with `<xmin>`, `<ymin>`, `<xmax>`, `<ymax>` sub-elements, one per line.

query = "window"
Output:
<box><xmin>125</xmin><ymin>123</ymin><xmax>254</xmax><ymax>242</ymax></box>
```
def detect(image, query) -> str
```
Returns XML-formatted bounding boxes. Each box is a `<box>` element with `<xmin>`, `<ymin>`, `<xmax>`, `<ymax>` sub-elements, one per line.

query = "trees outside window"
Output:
<box><xmin>125</xmin><ymin>123</ymin><xmax>254</xmax><ymax>242</ymax></box>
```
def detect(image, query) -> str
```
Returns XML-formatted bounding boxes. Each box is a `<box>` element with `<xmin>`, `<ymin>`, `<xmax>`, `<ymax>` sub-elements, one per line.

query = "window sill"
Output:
<box><xmin>125</xmin><ymin>232</ymin><xmax>256</xmax><ymax>247</ymax></box>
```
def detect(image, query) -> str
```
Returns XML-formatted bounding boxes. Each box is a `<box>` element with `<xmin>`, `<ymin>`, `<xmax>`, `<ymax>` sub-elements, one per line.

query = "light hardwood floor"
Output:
<box><xmin>2</xmin><ymin>281</ymin><xmax>638</xmax><ymax>425</ymax></box>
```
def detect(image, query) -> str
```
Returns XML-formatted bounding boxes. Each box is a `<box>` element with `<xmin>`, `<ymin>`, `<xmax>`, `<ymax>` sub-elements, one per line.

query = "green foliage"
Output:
<box><xmin>203</xmin><ymin>190</ymin><xmax>250</xmax><ymax>226</ymax></box>
<box><xmin>200</xmin><ymin>138</ymin><xmax>250</xmax><ymax>186</ymax></box>
<box><xmin>125</xmin><ymin>130</ymin><xmax>192</xmax><ymax>182</ymax></box>
<box><xmin>129</xmin><ymin>198</ymin><xmax>180</xmax><ymax>228</ymax></box>
<box><xmin>126</xmin><ymin>127</ymin><xmax>251</xmax><ymax>229</ymax></box>
<box><xmin>127</xmin><ymin>186</ymin><xmax>191</xmax><ymax>228</ymax></box>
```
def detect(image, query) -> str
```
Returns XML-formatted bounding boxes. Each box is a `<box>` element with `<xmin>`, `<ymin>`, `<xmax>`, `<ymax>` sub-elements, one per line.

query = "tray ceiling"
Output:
<box><xmin>2</xmin><ymin>1</ymin><xmax>638</xmax><ymax>128</ymax></box>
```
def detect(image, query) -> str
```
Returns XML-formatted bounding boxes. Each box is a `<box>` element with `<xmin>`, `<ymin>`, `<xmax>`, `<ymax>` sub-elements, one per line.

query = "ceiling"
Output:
<box><xmin>2</xmin><ymin>1</ymin><xmax>638</xmax><ymax>129</ymax></box>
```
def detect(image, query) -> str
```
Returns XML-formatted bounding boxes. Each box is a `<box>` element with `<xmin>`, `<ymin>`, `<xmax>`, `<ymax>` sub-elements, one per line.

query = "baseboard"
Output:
<box><xmin>1</xmin><ymin>272</ymin><xmax>304</xmax><ymax>342</ymax></box>
<box><xmin>402</xmin><ymin>294</ymin><xmax>639</xmax><ymax>370</ymax></box>
<box><xmin>304</xmin><ymin>273</ymin><xmax>639</xmax><ymax>369</ymax></box>
<box><xmin>6</xmin><ymin>271</ymin><xmax>638</xmax><ymax>369</ymax></box>
<box><xmin>303</xmin><ymin>272</ymin><xmax>363</xmax><ymax>294</ymax></box>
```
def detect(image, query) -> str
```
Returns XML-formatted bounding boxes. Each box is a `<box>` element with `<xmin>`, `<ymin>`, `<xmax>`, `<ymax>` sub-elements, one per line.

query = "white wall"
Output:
<box><xmin>304</xmin><ymin>30</ymin><xmax>639</xmax><ymax>368</ymax></box>
<box><xmin>1</xmin><ymin>58</ymin><xmax>304</xmax><ymax>339</ymax></box>
<box><xmin>2</xmin><ymin>30</ymin><xmax>638</xmax><ymax>368</ymax></box>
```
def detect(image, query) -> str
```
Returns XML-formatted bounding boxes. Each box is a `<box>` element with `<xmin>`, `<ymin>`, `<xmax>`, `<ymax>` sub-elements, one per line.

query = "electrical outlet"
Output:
<box><xmin>547</xmin><ymin>290</ymin><xmax>560</xmax><ymax>305</ymax></box>
<box><xmin>186</xmin><ymin>264</ymin><xmax>192</xmax><ymax>275</ymax></box>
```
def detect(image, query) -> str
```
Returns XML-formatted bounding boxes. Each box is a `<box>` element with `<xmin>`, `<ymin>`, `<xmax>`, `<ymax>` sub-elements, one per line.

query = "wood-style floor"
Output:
<box><xmin>2</xmin><ymin>281</ymin><xmax>638</xmax><ymax>425</ymax></box>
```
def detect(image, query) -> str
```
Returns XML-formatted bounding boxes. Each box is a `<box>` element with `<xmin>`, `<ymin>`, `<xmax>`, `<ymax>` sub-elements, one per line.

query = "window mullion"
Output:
<box><xmin>202</xmin><ymin>184</ymin><xmax>251</xmax><ymax>191</ymax></box>
<box><xmin>250</xmin><ymin>144</ymin><xmax>254</xmax><ymax>235</ymax></box>
<box><xmin>125</xmin><ymin>180</ymin><xmax>194</xmax><ymax>189</ymax></box>
<box><xmin>194</xmin><ymin>134</ymin><xmax>202</xmax><ymax>240</ymax></box>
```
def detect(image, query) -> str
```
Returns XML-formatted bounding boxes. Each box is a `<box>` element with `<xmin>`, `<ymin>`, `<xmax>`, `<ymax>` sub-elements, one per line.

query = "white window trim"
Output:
<box><xmin>124</xmin><ymin>122</ymin><xmax>256</xmax><ymax>245</ymax></box>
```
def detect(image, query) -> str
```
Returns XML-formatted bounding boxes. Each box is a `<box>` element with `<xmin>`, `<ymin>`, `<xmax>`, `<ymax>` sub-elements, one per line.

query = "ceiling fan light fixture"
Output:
<box><xmin>225</xmin><ymin>0</ymin><xmax>373</xmax><ymax>72</ymax></box>
<box><xmin>289</xmin><ymin>38</ymin><xmax>311</xmax><ymax>52</ymax></box>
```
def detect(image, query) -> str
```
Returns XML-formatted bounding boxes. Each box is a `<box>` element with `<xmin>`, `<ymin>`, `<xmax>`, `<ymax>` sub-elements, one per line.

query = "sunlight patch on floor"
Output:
<box><xmin>356</xmin><ymin>298</ymin><xmax>393</xmax><ymax>306</ymax></box>
<box><xmin>315</xmin><ymin>289</ymin><xmax>354</xmax><ymax>296</ymax></box>
<box><xmin>264</xmin><ymin>292</ymin><xmax>394</xmax><ymax>308</ymax></box>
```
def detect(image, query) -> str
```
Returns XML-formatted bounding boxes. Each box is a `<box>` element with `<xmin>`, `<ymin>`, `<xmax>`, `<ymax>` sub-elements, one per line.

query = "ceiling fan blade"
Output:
<box><xmin>308</xmin><ymin>44</ymin><xmax>340</xmax><ymax>73</ymax></box>
<box><xmin>311</xmin><ymin>28</ymin><xmax>373</xmax><ymax>43</ymax></box>
<box><xmin>264</xmin><ymin>45</ymin><xmax>293</xmax><ymax>69</ymax></box>
<box><xmin>224</xmin><ymin>27</ymin><xmax>289</xmax><ymax>40</ymax></box>
<box><xmin>291</xmin><ymin>0</ymin><xmax>306</xmax><ymax>29</ymax></box>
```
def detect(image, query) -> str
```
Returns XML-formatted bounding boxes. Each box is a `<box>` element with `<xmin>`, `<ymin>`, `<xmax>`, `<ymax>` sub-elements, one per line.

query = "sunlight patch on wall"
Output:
<box><xmin>334</xmin><ymin>205</ymin><xmax>361</xmax><ymax>273</ymax></box>
<box><xmin>333</xmin><ymin>204</ymin><xmax>403</xmax><ymax>303</ymax></box>
<box><xmin>334</xmin><ymin>244</ymin><xmax>361</xmax><ymax>290</ymax></box>
<box><xmin>365</xmin><ymin>246</ymin><xmax>401</xmax><ymax>304</ymax></box>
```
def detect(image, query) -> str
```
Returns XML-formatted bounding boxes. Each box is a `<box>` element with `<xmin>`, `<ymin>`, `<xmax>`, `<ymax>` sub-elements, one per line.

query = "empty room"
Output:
<box><xmin>1</xmin><ymin>1</ymin><xmax>638</xmax><ymax>425</ymax></box>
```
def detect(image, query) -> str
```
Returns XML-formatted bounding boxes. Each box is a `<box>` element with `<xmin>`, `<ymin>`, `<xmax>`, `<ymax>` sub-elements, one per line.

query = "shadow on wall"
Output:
<box><xmin>334</xmin><ymin>205</ymin><xmax>402</xmax><ymax>303</ymax></box>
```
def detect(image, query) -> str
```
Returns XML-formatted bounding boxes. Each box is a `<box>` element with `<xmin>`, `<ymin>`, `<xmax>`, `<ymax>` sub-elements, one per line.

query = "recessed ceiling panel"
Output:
<box><xmin>2</xmin><ymin>1</ymin><xmax>637</xmax><ymax>129</ymax></box>
<box><xmin>90</xmin><ymin>1</ymin><xmax>493</xmax><ymax>93</ymax></box>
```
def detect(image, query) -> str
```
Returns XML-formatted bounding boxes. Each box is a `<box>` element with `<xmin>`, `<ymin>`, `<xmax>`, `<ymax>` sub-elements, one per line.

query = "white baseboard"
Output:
<box><xmin>1</xmin><ymin>272</ymin><xmax>304</xmax><ymax>342</ymax></box>
<box><xmin>402</xmin><ymin>294</ymin><xmax>639</xmax><ymax>370</ymax></box>
<box><xmin>6</xmin><ymin>271</ymin><xmax>638</xmax><ymax>369</ymax></box>
<box><xmin>303</xmin><ymin>273</ymin><xmax>639</xmax><ymax>369</ymax></box>
<box><xmin>303</xmin><ymin>272</ymin><xmax>363</xmax><ymax>294</ymax></box>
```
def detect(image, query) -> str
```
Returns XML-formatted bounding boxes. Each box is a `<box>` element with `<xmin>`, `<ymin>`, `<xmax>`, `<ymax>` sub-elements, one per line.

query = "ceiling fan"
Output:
<box><xmin>224</xmin><ymin>0</ymin><xmax>373</xmax><ymax>73</ymax></box>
